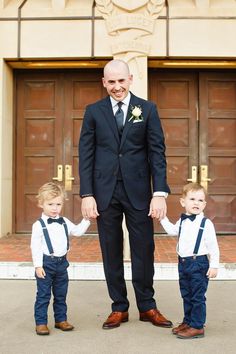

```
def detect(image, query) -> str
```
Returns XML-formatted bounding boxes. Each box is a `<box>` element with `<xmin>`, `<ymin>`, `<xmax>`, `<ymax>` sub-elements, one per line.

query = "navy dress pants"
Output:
<box><xmin>178</xmin><ymin>255</ymin><xmax>209</xmax><ymax>329</ymax></box>
<box><xmin>34</xmin><ymin>255</ymin><xmax>69</xmax><ymax>325</ymax></box>
<box><xmin>97</xmin><ymin>180</ymin><xmax>156</xmax><ymax>313</ymax></box>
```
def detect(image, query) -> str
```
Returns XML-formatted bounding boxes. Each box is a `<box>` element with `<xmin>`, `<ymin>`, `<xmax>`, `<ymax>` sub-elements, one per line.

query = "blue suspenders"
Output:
<box><xmin>178</xmin><ymin>217</ymin><xmax>207</xmax><ymax>258</ymax></box>
<box><xmin>193</xmin><ymin>217</ymin><xmax>207</xmax><ymax>256</ymax></box>
<box><xmin>38</xmin><ymin>218</ymin><xmax>69</xmax><ymax>255</ymax></box>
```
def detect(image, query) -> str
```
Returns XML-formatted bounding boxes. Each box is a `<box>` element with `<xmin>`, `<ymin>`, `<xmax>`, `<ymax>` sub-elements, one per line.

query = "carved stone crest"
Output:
<box><xmin>95</xmin><ymin>0</ymin><xmax>165</xmax><ymax>77</ymax></box>
<box><xmin>112</xmin><ymin>0</ymin><xmax>148</xmax><ymax>11</ymax></box>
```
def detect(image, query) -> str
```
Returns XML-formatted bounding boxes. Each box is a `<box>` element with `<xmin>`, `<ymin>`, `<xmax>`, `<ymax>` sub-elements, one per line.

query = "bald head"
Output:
<box><xmin>103</xmin><ymin>59</ymin><xmax>130</xmax><ymax>78</ymax></box>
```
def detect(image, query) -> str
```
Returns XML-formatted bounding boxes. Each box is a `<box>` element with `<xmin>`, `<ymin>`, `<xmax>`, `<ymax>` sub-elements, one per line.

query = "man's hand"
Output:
<box><xmin>81</xmin><ymin>196</ymin><xmax>99</xmax><ymax>219</ymax></box>
<box><xmin>148</xmin><ymin>196</ymin><xmax>167</xmax><ymax>221</ymax></box>
<box><xmin>35</xmin><ymin>267</ymin><xmax>46</xmax><ymax>278</ymax></box>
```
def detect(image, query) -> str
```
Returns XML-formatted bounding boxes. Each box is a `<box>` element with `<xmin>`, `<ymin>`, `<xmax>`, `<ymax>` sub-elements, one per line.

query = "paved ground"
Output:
<box><xmin>0</xmin><ymin>280</ymin><xmax>236</xmax><ymax>354</ymax></box>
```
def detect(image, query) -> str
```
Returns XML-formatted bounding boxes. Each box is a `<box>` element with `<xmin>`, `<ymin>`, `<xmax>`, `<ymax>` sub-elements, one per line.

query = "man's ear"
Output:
<box><xmin>102</xmin><ymin>77</ymin><xmax>106</xmax><ymax>88</ymax></box>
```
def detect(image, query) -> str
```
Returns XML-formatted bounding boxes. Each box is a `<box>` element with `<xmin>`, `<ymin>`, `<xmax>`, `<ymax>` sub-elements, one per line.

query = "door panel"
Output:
<box><xmin>64</xmin><ymin>72</ymin><xmax>106</xmax><ymax>233</ymax></box>
<box><xmin>16</xmin><ymin>72</ymin><xmax>64</xmax><ymax>231</ymax></box>
<box><xmin>149</xmin><ymin>70</ymin><xmax>236</xmax><ymax>233</ymax></box>
<box><xmin>199</xmin><ymin>73</ymin><xmax>236</xmax><ymax>232</ymax></box>
<box><xmin>149</xmin><ymin>71</ymin><xmax>198</xmax><ymax>232</ymax></box>
<box><xmin>15</xmin><ymin>70</ymin><xmax>105</xmax><ymax>233</ymax></box>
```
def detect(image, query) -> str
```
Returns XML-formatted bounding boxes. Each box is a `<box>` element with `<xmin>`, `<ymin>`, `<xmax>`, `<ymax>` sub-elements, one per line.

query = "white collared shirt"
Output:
<box><xmin>30</xmin><ymin>213</ymin><xmax>90</xmax><ymax>267</ymax></box>
<box><xmin>160</xmin><ymin>213</ymin><xmax>220</xmax><ymax>268</ymax></box>
<box><xmin>110</xmin><ymin>92</ymin><xmax>130</xmax><ymax>125</ymax></box>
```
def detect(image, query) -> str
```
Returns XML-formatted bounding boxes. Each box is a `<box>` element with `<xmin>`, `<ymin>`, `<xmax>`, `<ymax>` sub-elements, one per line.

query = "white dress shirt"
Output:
<box><xmin>160</xmin><ymin>213</ymin><xmax>220</xmax><ymax>268</ymax></box>
<box><xmin>110</xmin><ymin>93</ymin><xmax>130</xmax><ymax>124</ymax></box>
<box><xmin>110</xmin><ymin>93</ymin><xmax>167</xmax><ymax>197</ymax></box>
<box><xmin>31</xmin><ymin>213</ymin><xmax>90</xmax><ymax>268</ymax></box>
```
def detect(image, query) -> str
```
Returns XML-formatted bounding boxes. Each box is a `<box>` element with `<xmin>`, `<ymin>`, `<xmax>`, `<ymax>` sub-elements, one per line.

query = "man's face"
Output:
<box><xmin>102</xmin><ymin>64</ymin><xmax>133</xmax><ymax>102</ymax></box>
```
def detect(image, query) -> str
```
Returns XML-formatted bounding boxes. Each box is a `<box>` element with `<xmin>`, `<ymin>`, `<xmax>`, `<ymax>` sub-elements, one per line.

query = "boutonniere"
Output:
<box><xmin>128</xmin><ymin>105</ymin><xmax>143</xmax><ymax>123</ymax></box>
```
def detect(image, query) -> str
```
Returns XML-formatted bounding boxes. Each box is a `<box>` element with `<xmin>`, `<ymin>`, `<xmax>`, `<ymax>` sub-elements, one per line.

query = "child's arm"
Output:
<box><xmin>30</xmin><ymin>222</ymin><xmax>44</xmax><ymax>269</ymax></box>
<box><xmin>160</xmin><ymin>216</ymin><xmax>180</xmax><ymax>236</ymax></box>
<box><xmin>207</xmin><ymin>268</ymin><xmax>218</xmax><ymax>278</ymax></box>
<box><xmin>35</xmin><ymin>267</ymin><xmax>46</xmax><ymax>278</ymax></box>
<box><xmin>205</xmin><ymin>220</ymin><xmax>220</xmax><ymax>267</ymax></box>
<box><xmin>204</xmin><ymin>219</ymin><xmax>220</xmax><ymax>278</ymax></box>
<box><xmin>69</xmin><ymin>218</ymin><xmax>91</xmax><ymax>236</ymax></box>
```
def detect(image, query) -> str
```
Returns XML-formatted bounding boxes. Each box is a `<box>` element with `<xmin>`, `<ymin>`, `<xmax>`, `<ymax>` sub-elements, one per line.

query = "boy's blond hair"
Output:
<box><xmin>36</xmin><ymin>182</ymin><xmax>66</xmax><ymax>206</ymax></box>
<box><xmin>182</xmin><ymin>182</ymin><xmax>207</xmax><ymax>198</ymax></box>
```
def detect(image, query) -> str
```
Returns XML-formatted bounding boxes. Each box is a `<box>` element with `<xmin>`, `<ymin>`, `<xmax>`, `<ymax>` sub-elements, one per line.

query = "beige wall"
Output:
<box><xmin>1</xmin><ymin>0</ymin><xmax>236</xmax><ymax>59</ymax></box>
<box><xmin>0</xmin><ymin>0</ymin><xmax>236</xmax><ymax>236</ymax></box>
<box><xmin>0</xmin><ymin>60</ymin><xmax>13</xmax><ymax>236</ymax></box>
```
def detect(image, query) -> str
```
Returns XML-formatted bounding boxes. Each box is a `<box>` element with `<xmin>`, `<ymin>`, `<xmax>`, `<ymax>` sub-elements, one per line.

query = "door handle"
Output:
<box><xmin>200</xmin><ymin>165</ymin><xmax>211</xmax><ymax>191</ymax></box>
<box><xmin>65</xmin><ymin>164</ymin><xmax>74</xmax><ymax>191</ymax></box>
<box><xmin>187</xmin><ymin>166</ymin><xmax>198</xmax><ymax>183</ymax></box>
<box><xmin>52</xmin><ymin>164</ymin><xmax>63</xmax><ymax>182</ymax></box>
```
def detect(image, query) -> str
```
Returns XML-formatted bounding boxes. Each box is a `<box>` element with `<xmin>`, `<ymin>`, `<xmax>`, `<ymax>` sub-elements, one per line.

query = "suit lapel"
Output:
<box><xmin>120</xmin><ymin>94</ymin><xmax>141</xmax><ymax>149</ymax></box>
<box><xmin>100</xmin><ymin>97</ymin><xmax>120</xmax><ymax>144</ymax></box>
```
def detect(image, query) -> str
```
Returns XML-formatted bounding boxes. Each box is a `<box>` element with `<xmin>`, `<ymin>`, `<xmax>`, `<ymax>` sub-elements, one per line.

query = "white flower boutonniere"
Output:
<box><xmin>128</xmin><ymin>105</ymin><xmax>143</xmax><ymax>123</ymax></box>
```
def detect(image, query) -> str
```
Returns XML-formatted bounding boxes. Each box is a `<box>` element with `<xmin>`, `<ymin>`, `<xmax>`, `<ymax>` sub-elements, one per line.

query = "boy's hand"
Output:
<box><xmin>35</xmin><ymin>267</ymin><xmax>46</xmax><ymax>278</ymax></box>
<box><xmin>207</xmin><ymin>268</ymin><xmax>218</xmax><ymax>278</ymax></box>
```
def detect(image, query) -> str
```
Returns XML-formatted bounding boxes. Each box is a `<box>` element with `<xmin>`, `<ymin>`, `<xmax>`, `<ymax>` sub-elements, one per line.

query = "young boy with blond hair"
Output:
<box><xmin>31</xmin><ymin>182</ymin><xmax>90</xmax><ymax>335</ymax></box>
<box><xmin>161</xmin><ymin>182</ymin><xmax>219</xmax><ymax>339</ymax></box>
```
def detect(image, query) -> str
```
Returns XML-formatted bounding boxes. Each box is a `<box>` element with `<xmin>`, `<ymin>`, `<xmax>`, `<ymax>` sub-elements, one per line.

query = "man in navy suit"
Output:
<box><xmin>79</xmin><ymin>59</ymin><xmax>172</xmax><ymax>329</ymax></box>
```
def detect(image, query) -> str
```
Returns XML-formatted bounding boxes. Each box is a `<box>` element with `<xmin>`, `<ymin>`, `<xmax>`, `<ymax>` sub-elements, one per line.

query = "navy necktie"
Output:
<box><xmin>180</xmin><ymin>213</ymin><xmax>196</xmax><ymax>222</ymax></box>
<box><xmin>115</xmin><ymin>102</ymin><xmax>124</xmax><ymax>134</ymax></box>
<box><xmin>47</xmin><ymin>217</ymin><xmax>64</xmax><ymax>225</ymax></box>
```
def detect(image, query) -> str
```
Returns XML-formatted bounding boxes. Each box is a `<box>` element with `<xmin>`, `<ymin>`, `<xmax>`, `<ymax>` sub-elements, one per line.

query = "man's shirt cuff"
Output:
<box><xmin>153</xmin><ymin>191</ymin><xmax>168</xmax><ymax>198</ymax></box>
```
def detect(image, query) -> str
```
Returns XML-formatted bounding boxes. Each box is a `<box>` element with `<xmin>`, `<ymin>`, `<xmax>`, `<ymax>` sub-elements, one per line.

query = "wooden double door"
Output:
<box><xmin>15</xmin><ymin>69</ymin><xmax>236</xmax><ymax>233</ymax></box>
<box><xmin>149</xmin><ymin>70</ymin><xmax>236</xmax><ymax>233</ymax></box>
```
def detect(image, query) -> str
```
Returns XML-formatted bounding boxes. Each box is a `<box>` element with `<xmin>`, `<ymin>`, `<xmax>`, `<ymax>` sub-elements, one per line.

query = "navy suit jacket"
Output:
<box><xmin>79</xmin><ymin>93</ymin><xmax>170</xmax><ymax>211</ymax></box>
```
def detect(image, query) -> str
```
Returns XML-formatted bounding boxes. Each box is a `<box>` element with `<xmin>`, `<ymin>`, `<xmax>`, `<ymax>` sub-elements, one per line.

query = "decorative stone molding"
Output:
<box><xmin>51</xmin><ymin>0</ymin><xmax>67</xmax><ymax>10</ymax></box>
<box><xmin>0</xmin><ymin>0</ymin><xmax>10</xmax><ymax>9</ymax></box>
<box><xmin>95</xmin><ymin>0</ymin><xmax>165</xmax><ymax>77</ymax></box>
<box><xmin>195</xmin><ymin>0</ymin><xmax>210</xmax><ymax>7</ymax></box>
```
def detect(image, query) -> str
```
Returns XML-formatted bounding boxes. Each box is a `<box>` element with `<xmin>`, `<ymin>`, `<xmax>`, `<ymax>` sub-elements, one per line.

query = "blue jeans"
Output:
<box><xmin>178</xmin><ymin>255</ymin><xmax>209</xmax><ymax>329</ymax></box>
<box><xmin>34</xmin><ymin>254</ymin><xmax>69</xmax><ymax>325</ymax></box>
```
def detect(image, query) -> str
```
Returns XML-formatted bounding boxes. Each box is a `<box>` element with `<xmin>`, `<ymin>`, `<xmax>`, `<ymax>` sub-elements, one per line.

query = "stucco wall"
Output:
<box><xmin>1</xmin><ymin>0</ymin><xmax>236</xmax><ymax>59</ymax></box>
<box><xmin>0</xmin><ymin>60</ymin><xmax>13</xmax><ymax>236</ymax></box>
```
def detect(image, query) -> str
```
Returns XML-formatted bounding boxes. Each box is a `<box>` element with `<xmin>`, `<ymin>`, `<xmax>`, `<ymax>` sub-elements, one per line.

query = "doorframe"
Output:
<box><xmin>7</xmin><ymin>59</ymin><xmax>236</xmax><ymax>70</ymax></box>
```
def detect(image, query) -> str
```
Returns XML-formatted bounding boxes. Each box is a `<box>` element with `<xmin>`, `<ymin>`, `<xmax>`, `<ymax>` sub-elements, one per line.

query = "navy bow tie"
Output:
<box><xmin>47</xmin><ymin>217</ymin><xmax>64</xmax><ymax>225</ymax></box>
<box><xmin>180</xmin><ymin>213</ymin><xmax>196</xmax><ymax>222</ymax></box>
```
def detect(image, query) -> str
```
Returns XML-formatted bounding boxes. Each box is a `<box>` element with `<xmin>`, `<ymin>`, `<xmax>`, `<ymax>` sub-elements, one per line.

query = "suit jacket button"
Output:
<box><xmin>119</xmin><ymin>154</ymin><xmax>122</xmax><ymax>157</ymax></box>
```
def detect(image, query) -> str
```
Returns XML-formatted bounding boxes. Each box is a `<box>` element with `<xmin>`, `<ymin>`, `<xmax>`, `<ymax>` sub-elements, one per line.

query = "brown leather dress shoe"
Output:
<box><xmin>55</xmin><ymin>321</ymin><xmax>74</xmax><ymax>331</ymax></box>
<box><xmin>139</xmin><ymin>309</ymin><xmax>173</xmax><ymax>328</ymax></box>
<box><xmin>172</xmin><ymin>322</ymin><xmax>190</xmax><ymax>335</ymax></box>
<box><xmin>177</xmin><ymin>326</ymin><xmax>204</xmax><ymax>339</ymax></box>
<box><xmin>36</xmin><ymin>324</ymin><xmax>50</xmax><ymax>335</ymax></box>
<box><xmin>102</xmin><ymin>311</ymin><xmax>129</xmax><ymax>329</ymax></box>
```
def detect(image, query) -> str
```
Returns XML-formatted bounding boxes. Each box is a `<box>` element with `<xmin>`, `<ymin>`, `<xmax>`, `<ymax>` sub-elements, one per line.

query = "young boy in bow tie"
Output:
<box><xmin>160</xmin><ymin>182</ymin><xmax>219</xmax><ymax>339</ymax></box>
<box><xmin>31</xmin><ymin>182</ymin><xmax>90</xmax><ymax>335</ymax></box>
